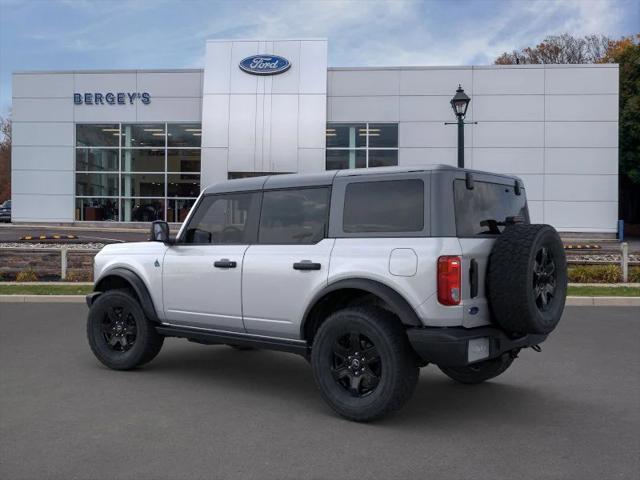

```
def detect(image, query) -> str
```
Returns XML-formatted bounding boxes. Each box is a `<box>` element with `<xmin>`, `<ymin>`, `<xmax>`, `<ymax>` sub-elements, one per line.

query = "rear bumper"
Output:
<box><xmin>407</xmin><ymin>326</ymin><xmax>547</xmax><ymax>367</ymax></box>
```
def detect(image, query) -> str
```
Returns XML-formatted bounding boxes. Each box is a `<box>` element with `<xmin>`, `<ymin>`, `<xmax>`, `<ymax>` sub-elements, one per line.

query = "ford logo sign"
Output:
<box><xmin>239</xmin><ymin>55</ymin><xmax>291</xmax><ymax>75</ymax></box>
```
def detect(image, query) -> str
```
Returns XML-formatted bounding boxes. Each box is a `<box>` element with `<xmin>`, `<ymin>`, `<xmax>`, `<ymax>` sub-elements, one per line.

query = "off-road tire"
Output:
<box><xmin>311</xmin><ymin>307</ymin><xmax>419</xmax><ymax>422</ymax></box>
<box><xmin>488</xmin><ymin>224</ymin><xmax>567</xmax><ymax>335</ymax></box>
<box><xmin>87</xmin><ymin>289</ymin><xmax>164</xmax><ymax>370</ymax></box>
<box><xmin>439</xmin><ymin>354</ymin><xmax>515</xmax><ymax>384</ymax></box>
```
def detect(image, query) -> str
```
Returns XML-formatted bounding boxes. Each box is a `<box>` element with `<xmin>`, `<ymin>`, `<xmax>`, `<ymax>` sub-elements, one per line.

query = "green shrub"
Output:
<box><xmin>629</xmin><ymin>266</ymin><xmax>640</xmax><ymax>283</ymax></box>
<box><xmin>15</xmin><ymin>268</ymin><xmax>39</xmax><ymax>282</ymax></box>
<box><xmin>567</xmin><ymin>265</ymin><xmax>640</xmax><ymax>283</ymax></box>
<box><xmin>65</xmin><ymin>270</ymin><xmax>92</xmax><ymax>282</ymax></box>
<box><xmin>568</xmin><ymin>264</ymin><xmax>621</xmax><ymax>283</ymax></box>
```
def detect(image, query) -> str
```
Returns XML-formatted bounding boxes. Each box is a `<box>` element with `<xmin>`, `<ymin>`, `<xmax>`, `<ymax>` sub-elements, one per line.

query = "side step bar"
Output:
<box><xmin>155</xmin><ymin>324</ymin><xmax>310</xmax><ymax>357</ymax></box>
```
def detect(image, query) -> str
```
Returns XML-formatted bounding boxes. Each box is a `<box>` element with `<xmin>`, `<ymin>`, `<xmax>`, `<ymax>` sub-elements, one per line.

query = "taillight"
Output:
<box><xmin>437</xmin><ymin>256</ymin><xmax>461</xmax><ymax>306</ymax></box>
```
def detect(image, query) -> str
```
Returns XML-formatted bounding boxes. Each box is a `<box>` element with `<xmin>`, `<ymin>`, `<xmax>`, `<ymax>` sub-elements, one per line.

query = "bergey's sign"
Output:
<box><xmin>239</xmin><ymin>55</ymin><xmax>291</xmax><ymax>75</ymax></box>
<box><xmin>74</xmin><ymin>92</ymin><xmax>151</xmax><ymax>105</ymax></box>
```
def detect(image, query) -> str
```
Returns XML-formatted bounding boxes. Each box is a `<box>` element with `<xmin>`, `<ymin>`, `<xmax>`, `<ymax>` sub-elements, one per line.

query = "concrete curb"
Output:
<box><xmin>0</xmin><ymin>295</ymin><xmax>639</xmax><ymax>306</ymax></box>
<box><xmin>0</xmin><ymin>295</ymin><xmax>86</xmax><ymax>303</ymax></box>
<box><xmin>566</xmin><ymin>296</ymin><xmax>640</xmax><ymax>306</ymax></box>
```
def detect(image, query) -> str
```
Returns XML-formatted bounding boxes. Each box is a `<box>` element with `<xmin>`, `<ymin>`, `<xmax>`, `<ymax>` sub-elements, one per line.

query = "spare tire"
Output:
<box><xmin>487</xmin><ymin>224</ymin><xmax>567</xmax><ymax>335</ymax></box>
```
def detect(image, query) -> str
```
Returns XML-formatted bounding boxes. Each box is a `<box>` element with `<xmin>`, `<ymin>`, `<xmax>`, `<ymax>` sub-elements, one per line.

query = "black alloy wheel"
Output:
<box><xmin>87</xmin><ymin>289</ymin><xmax>164</xmax><ymax>370</ymax></box>
<box><xmin>311</xmin><ymin>307</ymin><xmax>419</xmax><ymax>422</ymax></box>
<box><xmin>532</xmin><ymin>247</ymin><xmax>556</xmax><ymax>312</ymax></box>
<box><xmin>487</xmin><ymin>223</ymin><xmax>567</xmax><ymax>335</ymax></box>
<box><xmin>101</xmin><ymin>305</ymin><xmax>137</xmax><ymax>352</ymax></box>
<box><xmin>331</xmin><ymin>332</ymin><xmax>382</xmax><ymax>397</ymax></box>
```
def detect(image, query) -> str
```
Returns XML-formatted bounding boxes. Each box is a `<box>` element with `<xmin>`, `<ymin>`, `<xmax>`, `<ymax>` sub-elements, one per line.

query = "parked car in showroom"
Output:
<box><xmin>85</xmin><ymin>166</ymin><xmax>567</xmax><ymax>422</ymax></box>
<box><xmin>0</xmin><ymin>200</ymin><xmax>11</xmax><ymax>222</ymax></box>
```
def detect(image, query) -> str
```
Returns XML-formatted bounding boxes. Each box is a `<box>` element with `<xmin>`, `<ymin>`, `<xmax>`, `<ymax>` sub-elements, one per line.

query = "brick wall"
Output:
<box><xmin>0</xmin><ymin>249</ymin><xmax>98</xmax><ymax>281</ymax></box>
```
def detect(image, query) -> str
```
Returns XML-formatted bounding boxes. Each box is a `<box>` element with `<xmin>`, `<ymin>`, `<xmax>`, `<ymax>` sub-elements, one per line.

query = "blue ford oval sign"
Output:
<box><xmin>239</xmin><ymin>55</ymin><xmax>291</xmax><ymax>75</ymax></box>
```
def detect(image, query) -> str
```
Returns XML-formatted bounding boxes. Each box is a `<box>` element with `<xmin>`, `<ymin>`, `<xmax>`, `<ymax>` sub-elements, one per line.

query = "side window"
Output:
<box><xmin>343</xmin><ymin>179</ymin><xmax>424</xmax><ymax>233</ymax></box>
<box><xmin>183</xmin><ymin>192</ymin><xmax>259</xmax><ymax>244</ymax></box>
<box><xmin>454</xmin><ymin>180</ymin><xmax>529</xmax><ymax>236</ymax></box>
<box><xmin>259</xmin><ymin>188</ymin><xmax>330</xmax><ymax>244</ymax></box>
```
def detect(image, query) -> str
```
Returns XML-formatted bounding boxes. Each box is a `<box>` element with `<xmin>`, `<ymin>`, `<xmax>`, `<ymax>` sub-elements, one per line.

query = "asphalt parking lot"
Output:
<box><xmin>1</xmin><ymin>304</ymin><xmax>638</xmax><ymax>480</ymax></box>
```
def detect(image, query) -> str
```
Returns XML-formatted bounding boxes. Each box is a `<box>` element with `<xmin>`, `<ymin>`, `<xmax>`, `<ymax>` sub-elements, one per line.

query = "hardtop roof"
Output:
<box><xmin>201</xmin><ymin>165</ymin><xmax>521</xmax><ymax>195</ymax></box>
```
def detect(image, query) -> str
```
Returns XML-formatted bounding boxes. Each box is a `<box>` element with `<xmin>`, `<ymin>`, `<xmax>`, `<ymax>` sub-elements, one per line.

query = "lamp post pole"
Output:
<box><xmin>457</xmin><ymin>113</ymin><xmax>464</xmax><ymax>168</ymax></box>
<box><xmin>445</xmin><ymin>84</ymin><xmax>475</xmax><ymax>169</ymax></box>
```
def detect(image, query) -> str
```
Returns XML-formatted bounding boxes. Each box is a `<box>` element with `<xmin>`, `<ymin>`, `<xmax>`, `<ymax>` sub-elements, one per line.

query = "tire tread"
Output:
<box><xmin>488</xmin><ymin>224</ymin><xmax>566</xmax><ymax>334</ymax></box>
<box><xmin>312</xmin><ymin>306</ymin><xmax>419</xmax><ymax>422</ymax></box>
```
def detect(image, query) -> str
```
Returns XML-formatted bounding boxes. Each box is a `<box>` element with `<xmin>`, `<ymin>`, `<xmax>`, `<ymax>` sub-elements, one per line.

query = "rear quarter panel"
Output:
<box><xmin>328</xmin><ymin>237</ymin><xmax>464</xmax><ymax>327</ymax></box>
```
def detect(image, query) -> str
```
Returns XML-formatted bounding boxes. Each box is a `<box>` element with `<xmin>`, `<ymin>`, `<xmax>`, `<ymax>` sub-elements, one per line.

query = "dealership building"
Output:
<box><xmin>11</xmin><ymin>39</ymin><xmax>619</xmax><ymax>232</ymax></box>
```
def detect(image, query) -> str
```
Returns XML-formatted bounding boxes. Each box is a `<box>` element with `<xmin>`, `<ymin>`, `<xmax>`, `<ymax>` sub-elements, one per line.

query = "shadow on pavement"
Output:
<box><xmin>95</xmin><ymin>341</ymin><xmax>573</xmax><ymax>426</ymax></box>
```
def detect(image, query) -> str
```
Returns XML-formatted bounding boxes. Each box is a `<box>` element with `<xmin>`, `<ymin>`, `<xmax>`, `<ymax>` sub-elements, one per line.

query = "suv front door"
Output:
<box><xmin>162</xmin><ymin>191</ymin><xmax>260</xmax><ymax>331</ymax></box>
<box><xmin>242</xmin><ymin>187</ymin><xmax>333</xmax><ymax>339</ymax></box>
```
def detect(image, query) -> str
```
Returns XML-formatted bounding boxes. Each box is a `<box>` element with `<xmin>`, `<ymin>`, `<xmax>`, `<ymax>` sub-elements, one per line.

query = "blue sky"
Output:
<box><xmin>0</xmin><ymin>0</ymin><xmax>638</xmax><ymax>116</ymax></box>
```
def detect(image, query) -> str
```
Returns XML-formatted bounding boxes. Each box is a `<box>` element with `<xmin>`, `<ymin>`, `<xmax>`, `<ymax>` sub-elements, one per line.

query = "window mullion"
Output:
<box><xmin>366</xmin><ymin>122</ymin><xmax>369</xmax><ymax>168</ymax></box>
<box><xmin>118</xmin><ymin>123</ymin><xmax>122</xmax><ymax>221</ymax></box>
<box><xmin>164</xmin><ymin>122</ymin><xmax>169</xmax><ymax>222</ymax></box>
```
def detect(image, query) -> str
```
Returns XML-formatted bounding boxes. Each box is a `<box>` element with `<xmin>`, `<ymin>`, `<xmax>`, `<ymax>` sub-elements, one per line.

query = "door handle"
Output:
<box><xmin>214</xmin><ymin>259</ymin><xmax>237</xmax><ymax>269</ymax></box>
<box><xmin>293</xmin><ymin>261</ymin><xmax>321</xmax><ymax>271</ymax></box>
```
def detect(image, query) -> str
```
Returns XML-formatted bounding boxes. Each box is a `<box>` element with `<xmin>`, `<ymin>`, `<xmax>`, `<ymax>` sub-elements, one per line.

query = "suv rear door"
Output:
<box><xmin>241</xmin><ymin>186</ymin><xmax>333</xmax><ymax>339</ymax></box>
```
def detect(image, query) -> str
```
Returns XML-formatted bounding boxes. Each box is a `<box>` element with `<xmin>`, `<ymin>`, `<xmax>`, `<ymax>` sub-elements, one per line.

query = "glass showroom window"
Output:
<box><xmin>75</xmin><ymin>123</ymin><xmax>201</xmax><ymax>222</ymax></box>
<box><xmin>325</xmin><ymin>123</ymin><xmax>398</xmax><ymax>170</ymax></box>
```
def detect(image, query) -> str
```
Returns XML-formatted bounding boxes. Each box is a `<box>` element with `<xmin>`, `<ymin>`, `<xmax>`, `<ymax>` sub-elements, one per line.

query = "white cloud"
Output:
<box><xmin>189</xmin><ymin>0</ymin><xmax>627</xmax><ymax>66</ymax></box>
<box><xmin>0</xmin><ymin>0</ymin><xmax>632</xmax><ymax>115</ymax></box>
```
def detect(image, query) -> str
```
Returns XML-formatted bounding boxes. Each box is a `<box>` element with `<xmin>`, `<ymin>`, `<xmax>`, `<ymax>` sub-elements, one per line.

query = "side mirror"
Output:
<box><xmin>150</xmin><ymin>220</ymin><xmax>170</xmax><ymax>243</ymax></box>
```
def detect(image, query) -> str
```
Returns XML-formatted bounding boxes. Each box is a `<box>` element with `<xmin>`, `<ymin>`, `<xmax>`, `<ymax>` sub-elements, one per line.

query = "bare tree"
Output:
<box><xmin>0</xmin><ymin>116</ymin><xmax>11</xmax><ymax>202</ymax></box>
<box><xmin>495</xmin><ymin>34</ymin><xmax>610</xmax><ymax>64</ymax></box>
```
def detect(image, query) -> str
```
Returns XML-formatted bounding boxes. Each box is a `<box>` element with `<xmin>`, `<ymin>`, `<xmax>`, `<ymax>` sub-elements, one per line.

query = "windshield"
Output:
<box><xmin>454</xmin><ymin>179</ymin><xmax>529</xmax><ymax>236</ymax></box>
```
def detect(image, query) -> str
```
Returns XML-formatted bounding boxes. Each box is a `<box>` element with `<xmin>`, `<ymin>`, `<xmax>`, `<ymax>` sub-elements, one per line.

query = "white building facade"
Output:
<box><xmin>11</xmin><ymin>38</ymin><xmax>619</xmax><ymax>232</ymax></box>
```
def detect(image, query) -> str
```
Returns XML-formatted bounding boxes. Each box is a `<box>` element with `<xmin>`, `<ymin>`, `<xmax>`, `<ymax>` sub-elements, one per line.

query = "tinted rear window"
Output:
<box><xmin>343</xmin><ymin>180</ymin><xmax>424</xmax><ymax>233</ymax></box>
<box><xmin>454</xmin><ymin>180</ymin><xmax>529</xmax><ymax>236</ymax></box>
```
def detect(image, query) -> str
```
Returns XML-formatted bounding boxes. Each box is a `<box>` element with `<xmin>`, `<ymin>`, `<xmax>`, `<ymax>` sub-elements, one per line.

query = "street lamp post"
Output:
<box><xmin>445</xmin><ymin>85</ymin><xmax>475</xmax><ymax>168</ymax></box>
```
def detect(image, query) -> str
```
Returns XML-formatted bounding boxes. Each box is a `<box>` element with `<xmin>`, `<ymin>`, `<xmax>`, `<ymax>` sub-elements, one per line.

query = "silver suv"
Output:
<box><xmin>86</xmin><ymin>166</ymin><xmax>567</xmax><ymax>421</ymax></box>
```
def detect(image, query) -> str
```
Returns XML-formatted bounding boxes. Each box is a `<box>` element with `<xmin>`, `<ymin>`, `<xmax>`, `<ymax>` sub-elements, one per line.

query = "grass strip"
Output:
<box><xmin>568</xmin><ymin>286</ymin><xmax>640</xmax><ymax>297</ymax></box>
<box><xmin>0</xmin><ymin>284</ymin><xmax>93</xmax><ymax>295</ymax></box>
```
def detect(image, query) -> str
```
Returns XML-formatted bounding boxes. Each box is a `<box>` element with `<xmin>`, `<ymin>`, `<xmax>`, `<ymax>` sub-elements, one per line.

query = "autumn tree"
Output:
<box><xmin>602</xmin><ymin>35</ymin><xmax>640</xmax><ymax>225</ymax></box>
<box><xmin>495</xmin><ymin>34</ymin><xmax>610</xmax><ymax>64</ymax></box>
<box><xmin>0</xmin><ymin>116</ymin><xmax>10</xmax><ymax>203</ymax></box>
<box><xmin>495</xmin><ymin>33</ymin><xmax>640</xmax><ymax>226</ymax></box>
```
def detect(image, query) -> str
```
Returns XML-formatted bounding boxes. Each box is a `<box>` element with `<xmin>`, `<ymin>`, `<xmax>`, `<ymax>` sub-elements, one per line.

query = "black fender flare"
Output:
<box><xmin>301</xmin><ymin>278</ymin><xmax>423</xmax><ymax>338</ymax></box>
<box><xmin>92</xmin><ymin>267</ymin><xmax>159</xmax><ymax>323</ymax></box>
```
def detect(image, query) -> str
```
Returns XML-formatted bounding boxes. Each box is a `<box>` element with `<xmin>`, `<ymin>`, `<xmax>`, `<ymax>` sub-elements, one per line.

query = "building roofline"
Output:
<box><xmin>206</xmin><ymin>38</ymin><xmax>327</xmax><ymax>42</ymax></box>
<box><xmin>328</xmin><ymin>63</ymin><xmax>618</xmax><ymax>71</ymax></box>
<box><xmin>13</xmin><ymin>63</ymin><xmax>617</xmax><ymax>76</ymax></box>
<box><xmin>13</xmin><ymin>68</ymin><xmax>204</xmax><ymax>75</ymax></box>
